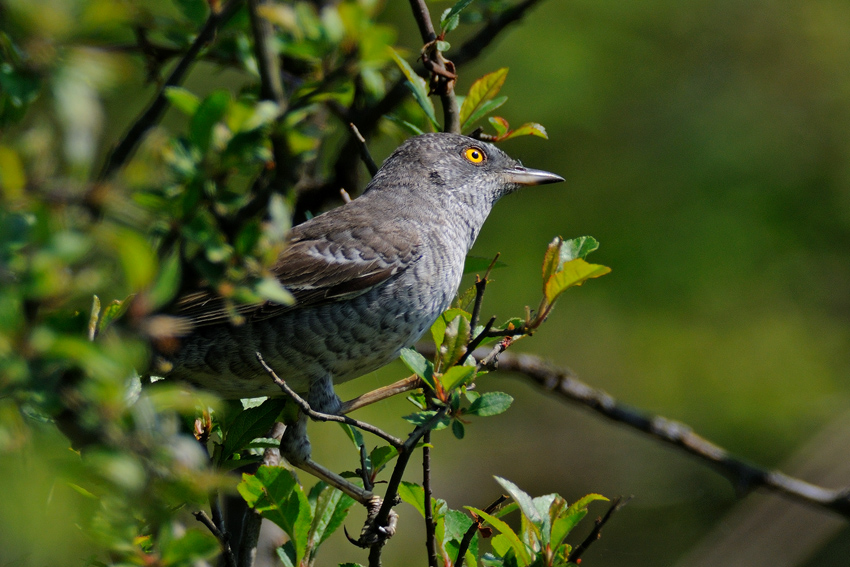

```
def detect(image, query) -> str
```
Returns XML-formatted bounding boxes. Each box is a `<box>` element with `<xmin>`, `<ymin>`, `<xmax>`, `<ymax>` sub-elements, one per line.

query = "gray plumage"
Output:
<box><xmin>159</xmin><ymin>133</ymin><xmax>563</xmax><ymax>461</ymax></box>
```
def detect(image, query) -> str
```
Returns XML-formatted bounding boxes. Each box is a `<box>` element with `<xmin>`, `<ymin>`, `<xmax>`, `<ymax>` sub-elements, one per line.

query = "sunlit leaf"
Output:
<box><xmin>164</xmin><ymin>87</ymin><xmax>200</xmax><ymax>117</ymax></box>
<box><xmin>460</xmin><ymin>68</ymin><xmax>508</xmax><ymax>130</ymax></box>
<box><xmin>440</xmin><ymin>314</ymin><xmax>471</xmax><ymax>368</ymax></box>
<box><xmin>256</xmin><ymin>277</ymin><xmax>295</xmax><ymax>306</ymax></box>
<box><xmin>544</xmin><ymin>258</ymin><xmax>611</xmax><ymax>304</ymax></box>
<box><xmin>501</xmin><ymin>122</ymin><xmax>548</xmax><ymax>140</ymax></box>
<box><xmin>440</xmin><ymin>365</ymin><xmax>476</xmax><ymax>392</ymax></box>
<box><xmin>466</xmin><ymin>507</ymin><xmax>533</xmax><ymax>566</ymax></box>
<box><xmin>399</xmin><ymin>347</ymin><xmax>436</xmax><ymax>390</ymax></box>
<box><xmin>430</xmin><ymin>307</ymin><xmax>471</xmax><ymax>349</ymax></box>
<box><xmin>440</xmin><ymin>0</ymin><xmax>475</xmax><ymax>32</ymax></box>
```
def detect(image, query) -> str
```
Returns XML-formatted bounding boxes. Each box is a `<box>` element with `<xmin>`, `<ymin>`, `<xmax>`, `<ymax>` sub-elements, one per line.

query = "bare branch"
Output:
<box><xmin>98</xmin><ymin>0</ymin><xmax>243</xmax><ymax>180</ymax></box>
<box><xmin>194</xmin><ymin>510</ymin><xmax>237</xmax><ymax>567</ymax></box>
<box><xmin>349</xmin><ymin>122</ymin><xmax>378</xmax><ymax>176</ymax></box>
<box><xmin>481</xmin><ymin>349</ymin><xmax>850</xmax><ymax>518</ymax></box>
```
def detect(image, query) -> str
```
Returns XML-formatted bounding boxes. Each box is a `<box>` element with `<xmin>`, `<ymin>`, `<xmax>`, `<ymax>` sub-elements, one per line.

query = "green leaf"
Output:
<box><xmin>148</xmin><ymin>248</ymin><xmax>181</xmax><ymax>309</ymax></box>
<box><xmin>441</xmin><ymin>365</ymin><xmax>476</xmax><ymax>392</ymax></box>
<box><xmin>390</xmin><ymin>49</ymin><xmax>439</xmax><ymax>130</ymax></box>
<box><xmin>466</xmin><ymin>392</ymin><xmax>513</xmax><ymax>417</ymax></box>
<box><xmin>385</xmin><ymin>113</ymin><xmax>425</xmax><ymax>136</ymax></box>
<box><xmin>160</xmin><ymin>528</ymin><xmax>219</xmax><ymax>565</ymax></box>
<box><xmin>430</xmin><ymin>308</ymin><xmax>471</xmax><ymax>349</ymax></box>
<box><xmin>440</xmin><ymin>314</ymin><xmax>471</xmax><ymax>368</ymax></box>
<box><xmin>190</xmin><ymin>90</ymin><xmax>231</xmax><ymax>154</ymax></box>
<box><xmin>173</xmin><ymin>0</ymin><xmax>208</xmax><ymax>24</ymax></box>
<box><xmin>440</xmin><ymin>0</ymin><xmax>475</xmax><ymax>32</ymax></box>
<box><xmin>466</xmin><ymin>507</ymin><xmax>533</xmax><ymax>566</ymax></box>
<box><xmin>462</xmin><ymin>95</ymin><xmax>508</xmax><ymax>132</ymax></box>
<box><xmin>238</xmin><ymin>466</ymin><xmax>311</xmax><ymax>564</ymax></box>
<box><xmin>369</xmin><ymin>445</ymin><xmax>398</xmax><ymax>473</ymax></box>
<box><xmin>494</xmin><ymin>477</ymin><xmax>543</xmax><ymax>532</ymax></box>
<box><xmin>164</xmin><ymin>86</ymin><xmax>200</xmax><ymax>116</ymax></box>
<box><xmin>443</xmin><ymin>509</ymin><xmax>474</xmax><ymax>544</ymax></box>
<box><xmin>256</xmin><ymin>276</ymin><xmax>295</xmax><ymax>305</ymax></box>
<box><xmin>451</xmin><ymin>419</ymin><xmax>465</xmax><ymax>439</ymax></box>
<box><xmin>402</xmin><ymin>410</ymin><xmax>451</xmax><ymax>430</ymax></box>
<box><xmin>398</xmin><ymin>481</ymin><xmax>426</xmax><ymax>518</ymax></box>
<box><xmin>460</xmin><ymin>68</ymin><xmax>509</xmax><ymax>130</ymax></box>
<box><xmin>221</xmin><ymin>398</ymin><xmax>287</xmax><ymax>459</ymax></box>
<box><xmin>561</xmin><ymin>236</ymin><xmax>600</xmax><ymax>262</ymax></box>
<box><xmin>0</xmin><ymin>145</ymin><xmax>25</xmax><ymax>198</ymax></box>
<box><xmin>551</xmin><ymin>493</ymin><xmax>609</xmax><ymax>549</ymax></box>
<box><xmin>97</xmin><ymin>295</ymin><xmax>135</xmax><ymax>334</ymax></box>
<box><xmin>307</xmin><ymin>483</ymin><xmax>355</xmax><ymax>549</ymax></box>
<box><xmin>488</xmin><ymin>116</ymin><xmax>510</xmax><ymax>137</ymax></box>
<box><xmin>399</xmin><ymin>347</ymin><xmax>436</xmax><ymax>390</ymax></box>
<box><xmin>501</xmin><ymin>122</ymin><xmax>548</xmax><ymax>140</ymax></box>
<box><xmin>544</xmin><ymin>258</ymin><xmax>611</xmax><ymax>304</ymax></box>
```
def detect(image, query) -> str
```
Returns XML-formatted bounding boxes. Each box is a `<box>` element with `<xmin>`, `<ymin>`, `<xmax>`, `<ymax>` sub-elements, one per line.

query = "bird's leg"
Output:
<box><xmin>338</xmin><ymin>375</ymin><xmax>422</xmax><ymax>414</ymax></box>
<box><xmin>278</xmin><ymin>374</ymin><xmax>375</xmax><ymax>505</ymax></box>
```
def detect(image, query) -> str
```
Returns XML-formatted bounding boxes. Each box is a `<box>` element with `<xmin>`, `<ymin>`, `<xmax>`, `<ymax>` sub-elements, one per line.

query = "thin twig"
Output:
<box><xmin>365</xmin><ymin>407</ymin><xmax>449</xmax><ymax>564</ymax></box>
<box><xmin>567</xmin><ymin>496</ymin><xmax>629</xmax><ymax>563</ymax></box>
<box><xmin>458</xmin><ymin>315</ymin><xmax>496</xmax><ymax>366</ymax></box>
<box><xmin>422</xmin><ymin>431</ymin><xmax>438</xmax><ymax>567</ymax></box>
<box><xmin>194</xmin><ymin>510</ymin><xmax>237</xmax><ymax>567</ymax></box>
<box><xmin>455</xmin><ymin>495</ymin><xmax>508</xmax><ymax>567</ymax></box>
<box><xmin>406</xmin><ymin>0</ymin><xmax>460</xmax><ymax>133</ymax></box>
<box><xmin>246</xmin><ymin>0</ymin><xmax>284</xmax><ymax>104</ymax></box>
<box><xmin>98</xmin><ymin>0</ymin><xmax>243</xmax><ymax>180</ymax></box>
<box><xmin>349</xmin><ymin>122</ymin><xmax>378</xmax><ymax>176</ymax></box>
<box><xmin>256</xmin><ymin>352</ymin><xmax>404</xmax><ymax>447</ymax></box>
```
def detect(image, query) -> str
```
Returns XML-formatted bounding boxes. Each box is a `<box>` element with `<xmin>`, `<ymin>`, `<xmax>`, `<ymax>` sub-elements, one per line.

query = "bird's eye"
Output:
<box><xmin>464</xmin><ymin>147</ymin><xmax>485</xmax><ymax>164</ymax></box>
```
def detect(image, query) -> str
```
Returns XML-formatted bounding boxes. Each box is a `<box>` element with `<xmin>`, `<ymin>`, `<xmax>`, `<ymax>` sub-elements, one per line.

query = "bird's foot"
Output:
<box><xmin>347</xmin><ymin>495</ymin><xmax>399</xmax><ymax>548</ymax></box>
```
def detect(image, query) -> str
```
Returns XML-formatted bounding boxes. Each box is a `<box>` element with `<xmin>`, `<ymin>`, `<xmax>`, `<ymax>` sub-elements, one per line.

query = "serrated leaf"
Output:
<box><xmin>466</xmin><ymin>392</ymin><xmax>513</xmax><ymax>417</ymax></box>
<box><xmin>544</xmin><ymin>258</ymin><xmax>611</xmax><ymax>304</ymax></box>
<box><xmin>164</xmin><ymin>87</ymin><xmax>201</xmax><ymax>116</ymax></box>
<box><xmin>390</xmin><ymin>49</ymin><xmax>439</xmax><ymax>130</ymax></box>
<box><xmin>460</xmin><ymin>68</ymin><xmax>509</xmax><ymax>130</ymax></box>
<box><xmin>399</xmin><ymin>347</ymin><xmax>436</xmax><ymax>390</ymax></box>
<box><xmin>441</xmin><ymin>365</ymin><xmax>476</xmax><ymax>392</ymax></box>
<box><xmin>221</xmin><ymin>398</ymin><xmax>287</xmax><ymax>459</ymax></box>
<box><xmin>440</xmin><ymin>0</ymin><xmax>475</xmax><ymax>31</ymax></box>
<box><xmin>466</xmin><ymin>507</ymin><xmax>532</xmax><ymax>566</ymax></box>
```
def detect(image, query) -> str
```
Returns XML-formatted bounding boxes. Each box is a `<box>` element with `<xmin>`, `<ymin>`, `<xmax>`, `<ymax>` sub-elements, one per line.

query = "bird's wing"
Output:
<box><xmin>172</xmin><ymin>216</ymin><xmax>421</xmax><ymax>328</ymax></box>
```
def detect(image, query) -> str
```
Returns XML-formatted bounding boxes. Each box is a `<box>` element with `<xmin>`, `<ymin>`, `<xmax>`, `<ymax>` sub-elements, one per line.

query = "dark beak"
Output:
<box><xmin>503</xmin><ymin>166</ymin><xmax>565</xmax><ymax>186</ymax></box>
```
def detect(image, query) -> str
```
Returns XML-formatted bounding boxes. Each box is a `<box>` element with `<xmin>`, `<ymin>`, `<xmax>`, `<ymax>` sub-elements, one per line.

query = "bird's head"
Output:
<box><xmin>365</xmin><ymin>133</ymin><xmax>564</xmax><ymax>208</ymax></box>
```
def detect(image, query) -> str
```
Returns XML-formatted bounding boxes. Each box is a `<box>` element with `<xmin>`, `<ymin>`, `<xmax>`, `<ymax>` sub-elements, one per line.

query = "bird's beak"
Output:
<box><xmin>503</xmin><ymin>166</ymin><xmax>565</xmax><ymax>186</ymax></box>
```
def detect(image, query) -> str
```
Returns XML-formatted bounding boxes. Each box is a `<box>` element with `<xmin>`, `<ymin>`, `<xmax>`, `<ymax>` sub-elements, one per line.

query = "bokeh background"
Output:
<box><xmin>4</xmin><ymin>0</ymin><xmax>850</xmax><ymax>565</ymax></box>
<box><xmin>322</xmin><ymin>1</ymin><xmax>850</xmax><ymax>565</ymax></box>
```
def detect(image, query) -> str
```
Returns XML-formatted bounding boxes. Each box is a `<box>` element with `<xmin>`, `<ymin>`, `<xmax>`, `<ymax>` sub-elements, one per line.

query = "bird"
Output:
<box><xmin>156</xmin><ymin>132</ymin><xmax>563</xmax><ymax>495</ymax></box>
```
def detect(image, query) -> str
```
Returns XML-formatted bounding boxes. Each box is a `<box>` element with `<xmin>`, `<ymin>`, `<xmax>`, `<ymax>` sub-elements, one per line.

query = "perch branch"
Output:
<box><xmin>481</xmin><ymin>349</ymin><xmax>850</xmax><ymax>518</ymax></box>
<box><xmin>567</xmin><ymin>496</ymin><xmax>630</xmax><ymax>563</ymax></box>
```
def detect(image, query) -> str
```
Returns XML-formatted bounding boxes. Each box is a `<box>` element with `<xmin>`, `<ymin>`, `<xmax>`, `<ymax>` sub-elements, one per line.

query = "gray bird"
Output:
<box><xmin>159</xmin><ymin>133</ymin><xmax>562</xmax><ymax>489</ymax></box>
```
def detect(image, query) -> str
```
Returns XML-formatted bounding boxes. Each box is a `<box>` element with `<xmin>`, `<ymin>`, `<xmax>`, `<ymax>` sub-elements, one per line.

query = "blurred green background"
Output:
<box><xmin>4</xmin><ymin>0</ymin><xmax>850</xmax><ymax>565</ymax></box>
<box><xmin>324</xmin><ymin>1</ymin><xmax>850</xmax><ymax>565</ymax></box>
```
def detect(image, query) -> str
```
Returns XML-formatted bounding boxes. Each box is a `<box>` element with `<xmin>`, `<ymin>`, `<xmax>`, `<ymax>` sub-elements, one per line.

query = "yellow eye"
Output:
<box><xmin>464</xmin><ymin>147</ymin><xmax>485</xmax><ymax>164</ymax></box>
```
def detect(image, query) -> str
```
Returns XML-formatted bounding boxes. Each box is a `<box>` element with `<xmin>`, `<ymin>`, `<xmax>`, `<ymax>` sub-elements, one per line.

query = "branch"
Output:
<box><xmin>422</xmin><ymin>431</ymin><xmax>438</xmax><ymax>567</ymax></box>
<box><xmin>194</xmin><ymin>510</ymin><xmax>237</xmax><ymax>567</ymax></box>
<box><xmin>406</xmin><ymin>0</ymin><xmax>460</xmax><ymax>133</ymax></box>
<box><xmin>98</xmin><ymin>0</ymin><xmax>243</xmax><ymax>180</ymax></box>
<box><xmin>256</xmin><ymin>353</ymin><xmax>404</xmax><ymax>448</ymax></box>
<box><xmin>455</xmin><ymin>495</ymin><xmax>508</xmax><ymax>567</ymax></box>
<box><xmin>480</xmin><ymin>349</ymin><xmax>850</xmax><ymax>518</ymax></box>
<box><xmin>567</xmin><ymin>496</ymin><xmax>629</xmax><ymax>563</ymax></box>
